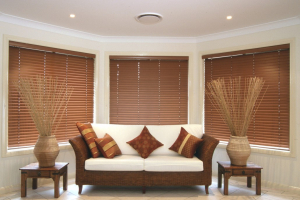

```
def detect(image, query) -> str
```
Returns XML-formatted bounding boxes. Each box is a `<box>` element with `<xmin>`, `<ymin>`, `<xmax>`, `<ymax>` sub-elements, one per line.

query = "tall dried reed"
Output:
<box><xmin>207</xmin><ymin>77</ymin><xmax>265</xmax><ymax>137</ymax></box>
<box><xmin>15</xmin><ymin>75</ymin><xmax>73</xmax><ymax>136</ymax></box>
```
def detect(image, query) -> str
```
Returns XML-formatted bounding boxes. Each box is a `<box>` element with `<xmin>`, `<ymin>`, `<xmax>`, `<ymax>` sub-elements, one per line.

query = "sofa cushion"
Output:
<box><xmin>95</xmin><ymin>133</ymin><xmax>122</xmax><ymax>158</ymax></box>
<box><xmin>76</xmin><ymin>122</ymin><xmax>100</xmax><ymax>158</ymax></box>
<box><xmin>91</xmin><ymin>124</ymin><xmax>203</xmax><ymax>156</ymax></box>
<box><xmin>147</xmin><ymin>124</ymin><xmax>203</xmax><ymax>156</ymax></box>
<box><xmin>127</xmin><ymin>126</ymin><xmax>163</xmax><ymax>158</ymax></box>
<box><xmin>85</xmin><ymin>155</ymin><xmax>144</xmax><ymax>171</ymax></box>
<box><xmin>144</xmin><ymin>155</ymin><xmax>203</xmax><ymax>172</ymax></box>
<box><xmin>169</xmin><ymin>127</ymin><xmax>203</xmax><ymax>158</ymax></box>
<box><xmin>92</xmin><ymin>124</ymin><xmax>144</xmax><ymax>155</ymax></box>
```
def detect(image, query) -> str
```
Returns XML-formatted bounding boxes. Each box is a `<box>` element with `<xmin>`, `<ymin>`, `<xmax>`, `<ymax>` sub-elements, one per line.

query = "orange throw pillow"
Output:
<box><xmin>95</xmin><ymin>134</ymin><xmax>122</xmax><ymax>158</ymax></box>
<box><xmin>127</xmin><ymin>126</ymin><xmax>163</xmax><ymax>159</ymax></box>
<box><xmin>169</xmin><ymin>127</ymin><xmax>203</xmax><ymax>158</ymax></box>
<box><xmin>76</xmin><ymin>122</ymin><xmax>100</xmax><ymax>158</ymax></box>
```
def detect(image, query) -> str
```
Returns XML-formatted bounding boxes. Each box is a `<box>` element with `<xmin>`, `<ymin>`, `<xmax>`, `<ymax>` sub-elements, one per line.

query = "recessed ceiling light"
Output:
<box><xmin>136</xmin><ymin>13</ymin><xmax>163</xmax><ymax>25</ymax></box>
<box><xmin>70</xmin><ymin>14</ymin><xmax>75</xmax><ymax>18</ymax></box>
<box><xmin>227</xmin><ymin>16</ymin><xmax>232</xmax><ymax>20</ymax></box>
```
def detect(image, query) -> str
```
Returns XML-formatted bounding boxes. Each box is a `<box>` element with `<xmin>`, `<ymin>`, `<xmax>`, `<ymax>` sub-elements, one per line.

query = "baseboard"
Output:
<box><xmin>0</xmin><ymin>173</ymin><xmax>75</xmax><ymax>195</ymax></box>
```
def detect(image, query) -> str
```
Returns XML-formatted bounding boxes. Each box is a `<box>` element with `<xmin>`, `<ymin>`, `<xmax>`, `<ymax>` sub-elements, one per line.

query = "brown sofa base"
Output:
<box><xmin>69</xmin><ymin>134</ymin><xmax>219</xmax><ymax>194</ymax></box>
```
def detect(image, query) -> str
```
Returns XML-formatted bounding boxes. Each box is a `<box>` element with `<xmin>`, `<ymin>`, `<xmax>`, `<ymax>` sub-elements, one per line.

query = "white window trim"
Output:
<box><xmin>200</xmin><ymin>39</ymin><xmax>296</xmax><ymax>158</ymax></box>
<box><xmin>1</xmin><ymin>35</ymin><xmax>99</xmax><ymax>157</ymax></box>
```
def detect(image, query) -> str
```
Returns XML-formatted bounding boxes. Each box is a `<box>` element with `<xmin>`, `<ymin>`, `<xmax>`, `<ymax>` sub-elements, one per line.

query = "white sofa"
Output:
<box><xmin>86</xmin><ymin>124</ymin><xmax>204</xmax><ymax>172</ymax></box>
<box><xmin>69</xmin><ymin>124</ymin><xmax>219</xmax><ymax>194</ymax></box>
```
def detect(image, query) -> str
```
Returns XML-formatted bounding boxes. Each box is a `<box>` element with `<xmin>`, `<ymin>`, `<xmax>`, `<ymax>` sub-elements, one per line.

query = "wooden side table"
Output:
<box><xmin>217</xmin><ymin>161</ymin><xmax>262</xmax><ymax>195</ymax></box>
<box><xmin>20</xmin><ymin>162</ymin><xmax>68</xmax><ymax>198</ymax></box>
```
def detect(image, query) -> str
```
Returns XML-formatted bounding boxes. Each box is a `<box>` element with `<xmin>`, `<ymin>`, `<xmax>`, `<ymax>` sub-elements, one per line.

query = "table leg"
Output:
<box><xmin>218</xmin><ymin>164</ymin><xmax>222</xmax><ymax>188</ymax></box>
<box><xmin>21</xmin><ymin>172</ymin><xmax>28</xmax><ymax>197</ymax></box>
<box><xmin>52</xmin><ymin>173</ymin><xmax>60</xmax><ymax>198</ymax></box>
<box><xmin>32</xmin><ymin>178</ymin><xmax>38</xmax><ymax>189</ymax></box>
<box><xmin>247</xmin><ymin>176</ymin><xmax>252</xmax><ymax>188</ymax></box>
<box><xmin>224</xmin><ymin>171</ymin><xmax>231</xmax><ymax>195</ymax></box>
<box><xmin>63</xmin><ymin>167</ymin><xmax>68</xmax><ymax>191</ymax></box>
<box><xmin>255</xmin><ymin>170</ymin><xmax>261</xmax><ymax>195</ymax></box>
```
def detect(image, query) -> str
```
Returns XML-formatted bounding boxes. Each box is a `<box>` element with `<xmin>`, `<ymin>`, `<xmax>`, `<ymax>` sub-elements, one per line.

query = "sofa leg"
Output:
<box><xmin>78</xmin><ymin>185</ymin><xmax>83</xmax><ymax>194</ymax></box>
<box><xmin>205</xmin><ymin>185</ymin><xmax>209</xmax><ymax>194</ymax></box>
<box><xmin>142</xmin><ymin>186</ymin><xmax>146</xmax><ymax>194</ymax></box>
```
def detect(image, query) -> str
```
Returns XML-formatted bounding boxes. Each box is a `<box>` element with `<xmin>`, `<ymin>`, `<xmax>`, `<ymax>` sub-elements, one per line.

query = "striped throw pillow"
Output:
<box><xmin>169</xmin><ymin>127</ymin><xmax>203</xmax><ymax>158</ymax></box>
<box><xmin>76</xmin><ymin>122</ymin><xmax>101</xmax><ymax>158</ymax></box>
<box><xmin>95</xmin><ymin>134</ymin><xmax>122</xmax><ymax>158</ymax></box>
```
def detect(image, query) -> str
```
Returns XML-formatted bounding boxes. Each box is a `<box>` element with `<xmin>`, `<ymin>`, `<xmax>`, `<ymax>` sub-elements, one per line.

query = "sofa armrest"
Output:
<box><xmin>195</xmin><ymin>134</ymin><xmax>219</xmax><ymax>172</ymax></box>
<box><xmin>69</xmin><ymin>135</ymin><xmax>91</xmax><ymax>173</ymax></box>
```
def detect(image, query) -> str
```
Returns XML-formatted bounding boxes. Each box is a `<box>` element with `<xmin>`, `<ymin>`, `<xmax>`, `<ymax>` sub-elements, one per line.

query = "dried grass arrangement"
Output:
<box><xmin>15</xmin><ymin>75</ymin><xmax>73</xmax><ymax>136</ymax></box>
<box><xmin>207</xmin><ymin>76</ymin><xmax>265</xmax><ymax>137</ymax></box>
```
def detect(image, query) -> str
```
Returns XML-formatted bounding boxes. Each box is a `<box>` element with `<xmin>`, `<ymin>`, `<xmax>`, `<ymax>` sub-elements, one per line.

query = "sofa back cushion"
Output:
<box><xmin>147</xmin><ymin>124</ymin><xmax>203</xmax><ymax>156</ymax></box>
<box><xmin>92</xmin><ymin>124</ymin><xmax>203</xmax><ymax>156</ymax></box>
<box><xmin>92</xmin><ymin>124</ymin><xmax>144</xmax><ymax>155</ymax></box>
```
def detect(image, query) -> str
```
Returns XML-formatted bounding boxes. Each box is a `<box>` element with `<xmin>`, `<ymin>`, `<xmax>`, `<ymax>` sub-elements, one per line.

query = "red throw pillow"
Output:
<box><xmin>169</xmin><ymin>127</ymin><xmax>203</xmax><ymax>158</ymax></box>
<box><xmin>95</xmin><ymin>134</ymin><xmax>122</xmax><ymax>159</ymax></box>
<box><xmin>76</xmin><ymin>122</ymin><xmax>100</xmax><ymax>158</ymax></box>
<box><xmin>127</xmin><ymin>126</ymin><xmax>163</xmax><ymax>159</ymax></box>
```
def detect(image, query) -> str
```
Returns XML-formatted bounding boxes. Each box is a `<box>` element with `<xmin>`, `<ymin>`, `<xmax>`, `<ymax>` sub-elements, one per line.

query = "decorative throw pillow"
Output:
<box><xmin>169</xmin><ymin>127</ymin><xmax>203</xmax><ymax>158</ymax></box>
<box><xmin>94</xmin><ymin>134</ymin><xmax>122</xmax><ymax>159</ymax></box>
<box><xmin>127</xmin><ymin>126</ymin><xmax>163</xmax><ymax>159</ymax></box>
<box><xmin>76</xmin><ymin>122</ymin><xmax>100</xmax><ymax>158</ymax></box>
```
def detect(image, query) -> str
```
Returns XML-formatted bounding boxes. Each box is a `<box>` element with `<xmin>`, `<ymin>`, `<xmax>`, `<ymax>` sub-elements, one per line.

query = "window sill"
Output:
<box><xmin>217</xmin><ymin>142</ymin><xmax>295</xmax><ymax>158</ymax></box>
<box><xmin>2</xmin><ymin>142</ymin><xmax>72</xmax><ymax>158</ymax></box>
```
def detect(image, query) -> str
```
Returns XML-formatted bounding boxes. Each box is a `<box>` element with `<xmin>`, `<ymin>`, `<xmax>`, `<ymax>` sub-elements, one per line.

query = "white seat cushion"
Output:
<box><xmin>85</xmin><ymin>155</ymin><xmax>144</xmax><ymax>171</ymax></box>
<box><xmin>144</xmin><ymin>155</ymin><xmax>203</xmax><ymax>172</ymax></box>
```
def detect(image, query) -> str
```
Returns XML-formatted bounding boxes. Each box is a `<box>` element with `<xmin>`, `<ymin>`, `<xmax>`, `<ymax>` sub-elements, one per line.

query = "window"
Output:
<box><xmin>203</xmin><ymin>44</ymin><xmax>290</xmax><ymax>151</ymax></box>
<box><xmin>8</xmin><ymin>41</ymin><xmax>95</xmax><ymax>149</ymax></box>
<box><xmin>109</xmin><ymin>56</ymin><xmax>188</xmax><ymax>125</ymax></box>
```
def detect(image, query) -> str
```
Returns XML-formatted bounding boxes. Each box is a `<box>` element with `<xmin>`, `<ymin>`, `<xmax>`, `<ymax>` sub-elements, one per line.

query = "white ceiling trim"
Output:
<box><xmin>195</xmin><ymin>16</ymin><xmax>300</xmax><ymax>43</ymax></box>
<box><xmin>1</xmin><ymin>12</ymin><xmax>300</xmax><ymax>44</ymax></box>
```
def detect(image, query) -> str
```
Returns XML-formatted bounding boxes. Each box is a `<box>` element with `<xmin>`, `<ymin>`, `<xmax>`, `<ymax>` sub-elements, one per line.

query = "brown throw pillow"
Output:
<box><xmin>95</xmin><ymin>134</ymin><xmax>122</xmax><ymax>159</ymax></box>
<box><xmin>127</xmin><ymin>126</ymin><xmax>163</xmax><ymax>159</ymax></box>
<box><xmin>169</xmin><ymin>127</ymin><xmax>203</xmax><ymax>158</ymax></box>
<box><xmin>76</xmin><ymin>122</ymin><xmax>100</xmax><ymax>158</ymax></box>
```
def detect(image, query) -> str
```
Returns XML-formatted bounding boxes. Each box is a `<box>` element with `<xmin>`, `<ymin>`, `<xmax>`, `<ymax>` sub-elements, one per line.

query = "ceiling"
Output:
<box><xmin>0</xmin><ymin>0</ymin><xmax>300</xmax><ymax>38</ymax></box>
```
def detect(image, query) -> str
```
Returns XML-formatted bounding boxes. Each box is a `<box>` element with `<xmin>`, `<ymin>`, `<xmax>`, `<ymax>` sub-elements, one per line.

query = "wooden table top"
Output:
<box><xmin>20</xmin><ymin>162</ymin><xmax>69</xmax><ymax>171</ymax></box>
<box><xmin>217</xmin><ymin>161</ymin><xmax>263</xmax><ymax>169</ymax></box>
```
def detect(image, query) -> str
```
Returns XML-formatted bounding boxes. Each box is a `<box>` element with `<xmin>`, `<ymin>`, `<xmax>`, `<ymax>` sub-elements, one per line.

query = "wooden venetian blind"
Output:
<box><xmin>8</xmin><ymin>41</ymin><xmax>95</xmax><ymax>149</ymax></box>
<box><xmin>204</xmin><ymin>44</ymin><xmax>290</xmax><ymax>150</ymax></box>
<box><xmin>110</xmin><ymin>56</ymin><xmax>188</xmax><ymax>125</ymax></box>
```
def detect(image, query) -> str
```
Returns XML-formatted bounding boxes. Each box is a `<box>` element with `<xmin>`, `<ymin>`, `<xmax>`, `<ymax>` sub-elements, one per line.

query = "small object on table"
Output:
<box><xmin>217</xmin><ymin>161</ymin><xmax>262</xmax><ymax>195</ymax></box>
<box><xmin>19</xmin><ymin>162</ymin><xmax>68</xmax><ymax>198</ymax></box>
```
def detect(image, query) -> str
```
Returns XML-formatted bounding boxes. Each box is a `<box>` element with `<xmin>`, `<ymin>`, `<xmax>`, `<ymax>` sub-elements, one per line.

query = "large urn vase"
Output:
<box><xmin>33</xmin><ymin>135</ymin><xmax>60</xmax><ymax>167</ymax></box>
<box><xmin>226</xmin><ymin>136</ymin><xmax>251</xmax><ymax>166</ymax></box>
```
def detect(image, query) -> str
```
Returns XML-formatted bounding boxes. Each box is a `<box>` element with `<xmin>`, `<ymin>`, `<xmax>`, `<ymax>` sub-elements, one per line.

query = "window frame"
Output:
<box><xmin>200</xmin><ymin>40</ymin><xmax>296</xmax><ymax>157</ymax></box>
<box><xmin>1</xmin><ymin>35</ymin><xmax>99</xmax><ymax>157</ymax></box>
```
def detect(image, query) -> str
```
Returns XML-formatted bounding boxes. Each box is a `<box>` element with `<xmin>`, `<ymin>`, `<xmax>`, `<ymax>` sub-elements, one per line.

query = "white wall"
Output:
<box><xmin>197</xmin><ymin>24</ymin><xmax>300</xmax><ymax>190</ymax></box>
<box><xmin>0</xmin><ymin>19</ymin><xmax>299</xmax><ymax>194</ymax></box>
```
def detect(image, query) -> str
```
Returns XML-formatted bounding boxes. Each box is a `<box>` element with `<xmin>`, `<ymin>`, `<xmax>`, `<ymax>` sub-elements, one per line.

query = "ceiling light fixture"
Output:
<box><xmin>136</xmin><ymin>13</ymin><xmax>163</xmax><ymax>25</ymax></box>
<box><xmin>70</xmin><ymin>14</ymin><xmax>75</xmax><ymax>18</ymax></box>
<box><xmin>227</xmin><ymin>16</ymin><xmax>232</xmax><ymax>20</ymax></box>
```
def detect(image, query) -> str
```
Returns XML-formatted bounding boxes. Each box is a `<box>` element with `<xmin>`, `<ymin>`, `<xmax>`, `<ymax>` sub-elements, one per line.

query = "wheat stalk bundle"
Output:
<box><xmin>207</xmin><ymin>77</ymin><xmax>265</xmax><ymax>137</ymax></box>
<box><xmin>15</xmin><ymin>75</ymin><xmax>73</xmax><ymax>136</ymax></box>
